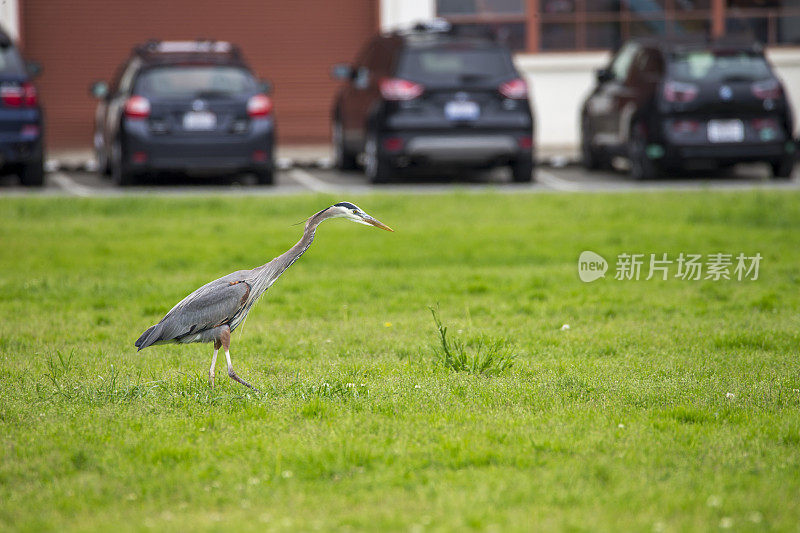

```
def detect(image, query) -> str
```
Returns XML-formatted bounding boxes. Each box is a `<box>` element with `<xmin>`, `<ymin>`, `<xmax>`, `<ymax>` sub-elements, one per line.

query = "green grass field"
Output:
<box><xmin>1</xmin><ymin>190</ymin><xmax>799</xmax><ymax>531</ymax></box>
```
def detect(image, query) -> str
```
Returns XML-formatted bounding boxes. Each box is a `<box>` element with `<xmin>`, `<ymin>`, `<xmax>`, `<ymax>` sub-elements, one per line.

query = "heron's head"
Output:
<box><xmin>324</xmin><ymin>201</ymin><xmax>393</xmax><ymax>231</ymax></box>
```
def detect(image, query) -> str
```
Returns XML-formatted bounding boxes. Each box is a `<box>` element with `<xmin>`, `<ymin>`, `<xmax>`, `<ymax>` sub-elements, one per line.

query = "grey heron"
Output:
<box><xmin>134</xmin><ymin>201</ymin><xmax>393</xmax><ymax>390</ymax></box>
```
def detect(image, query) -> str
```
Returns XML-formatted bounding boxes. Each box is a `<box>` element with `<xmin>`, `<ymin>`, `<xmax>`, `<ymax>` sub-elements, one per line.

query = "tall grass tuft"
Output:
<box><xmin>429</xmin><ymin>307</ymin><xmax>515</xmax><ymax>376</ymax></box>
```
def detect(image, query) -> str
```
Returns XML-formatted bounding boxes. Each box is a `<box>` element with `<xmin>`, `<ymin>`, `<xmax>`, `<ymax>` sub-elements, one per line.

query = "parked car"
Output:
<box><xmin>0</xmin><ymin>27</ymin><xmax>44</xmax><ymax>186</ymax></box>
<box><xmin>90</xmin><ymin>40</ymin><xmax>275</xmax><ymax>185</ymax></box>
<box><xmin>330</xmin><ymin>22</ymin><xmax>535</xmax><ymax>183</ymax></box>
<box><xmin>581</xmin><ymin>37</ymin><xmax>795</xmax><ymax>180</ymax></box>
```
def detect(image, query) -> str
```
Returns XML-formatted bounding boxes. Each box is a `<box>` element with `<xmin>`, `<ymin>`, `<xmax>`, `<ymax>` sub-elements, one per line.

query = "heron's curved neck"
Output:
<box><xmin>253</xmin><ymin>210</ymin><xmax>328</xmax><ymax>290</ymax></box>
<box><xmin>286</xmin><ymin>215</ymin><xmax>323</xmax><ymax>263</ymax></box>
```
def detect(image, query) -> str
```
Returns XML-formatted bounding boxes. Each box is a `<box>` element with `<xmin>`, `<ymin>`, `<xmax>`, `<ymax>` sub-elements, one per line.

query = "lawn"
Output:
<box><xmin>0</xmin><ymin>189</ymin><xmax>799</xmax><ymax>531</ymax></box>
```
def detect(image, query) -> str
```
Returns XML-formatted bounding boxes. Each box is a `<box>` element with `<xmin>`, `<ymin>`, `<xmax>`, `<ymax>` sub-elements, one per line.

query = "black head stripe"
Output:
<box><xmin>334</xmin><ymin>202</ymin><xmax>359</xmax><ymax>210</ymax></box>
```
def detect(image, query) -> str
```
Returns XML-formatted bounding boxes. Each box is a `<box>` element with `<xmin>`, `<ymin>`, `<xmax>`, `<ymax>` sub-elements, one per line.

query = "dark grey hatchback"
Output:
<box><xmin>331</xmin><ymin>23</ymin><xmax>535</xmax><ymax>183</ymax></box>
<box><xmin>581</xmin><ymin>37</ymin><xmax>795</xmax><ymax>180</ymax></box>
<box><xmin>91</xmin><ymin>41</ymin><xmax>275</xmax><ymax>186</ymax></box>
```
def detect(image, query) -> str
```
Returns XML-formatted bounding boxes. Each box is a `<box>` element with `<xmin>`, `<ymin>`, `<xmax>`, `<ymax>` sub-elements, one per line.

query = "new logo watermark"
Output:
<box><xmin>578</xmin><ymin>251</ymin><xmax>761</xmax><ymax>282</ymax></box>
<box><xmin>578</xmin><ymin>251</ymin><xmax>608</xmax><ymax>282</ymax></box>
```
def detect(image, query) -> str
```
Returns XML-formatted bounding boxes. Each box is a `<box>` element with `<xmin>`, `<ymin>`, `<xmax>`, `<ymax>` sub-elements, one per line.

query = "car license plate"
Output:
<box><xmin>707</xmin><ymin>119</ymin><xmax>744</xmax><ymax>143</ymax></box>
<box><xmin>183</xmin><ymin>111</ymin><xmax>217</xmax><ymax>131</ymax></box>
<box><xmin>445</xmin><ymin>100</ymin><xmax>479</xmax><ymax>121</ymax></box>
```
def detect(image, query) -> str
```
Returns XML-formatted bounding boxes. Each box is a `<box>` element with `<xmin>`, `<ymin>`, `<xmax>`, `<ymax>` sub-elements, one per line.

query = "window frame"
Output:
<box><xmin>436</xmin><ymin>0</ymin><xmax>800</xmax><ymax>53</ymax></box>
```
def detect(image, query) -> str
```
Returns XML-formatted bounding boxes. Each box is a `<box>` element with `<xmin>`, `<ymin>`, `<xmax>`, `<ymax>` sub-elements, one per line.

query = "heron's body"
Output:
<box><xmin>134</xmin><ymin>202</ymin><xmax>392</xmax><ymax>390</ymax></box>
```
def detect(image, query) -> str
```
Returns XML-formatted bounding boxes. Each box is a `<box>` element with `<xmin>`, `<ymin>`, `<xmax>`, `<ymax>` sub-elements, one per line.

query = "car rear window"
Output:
<box><xmin>0</xmin><ymin>45</ymin><xmax>26</xmax><ymax>76</ymax></box>
<box><xmin>669</xmin><ymin>50</ymin><xmax>772</xmax><ymax>82</ymax></box>
<box><xmin>397</xmin><ymin>47</ymin><xmax>514</xmax><ymax>84</ymax></box>
<box><xmin>135</xmin><ymin>66</ymin><xmax>256</xmax><ymax>98</ymax></box>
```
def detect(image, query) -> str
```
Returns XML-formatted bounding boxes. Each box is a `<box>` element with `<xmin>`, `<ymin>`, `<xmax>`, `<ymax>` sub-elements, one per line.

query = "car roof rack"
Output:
<box><xmin>395</xmin><ymin>18</ymin><xmax>452</xmax><ymax>36</ymax></box>
<box><xmin>135</xmin><ymin>39</ymin><xmax>241</xmax><ymax>57</ymax></box>
<box><xmin>389</xmin><ymin>18</ymin><xmax>499</xmax><ymax>47</ymax></box>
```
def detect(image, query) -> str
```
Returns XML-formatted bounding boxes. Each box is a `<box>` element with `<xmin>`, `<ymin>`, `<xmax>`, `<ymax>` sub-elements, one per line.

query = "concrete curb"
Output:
<box><xmin>45</xmin><ymin>155</ymin><xmax>583</xmax><ymax>173</ymax></box>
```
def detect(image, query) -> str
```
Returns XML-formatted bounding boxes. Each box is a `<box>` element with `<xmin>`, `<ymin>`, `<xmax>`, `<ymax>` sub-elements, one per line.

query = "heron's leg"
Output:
<box><xmin>221</xmin><ymin>327</ymin><xmax>258</xmax><ymax>391</ymax></box>
<box><xmin>209</xmin><ymin>339</ymin><xmax>221</xmax><ymax>387</ymax></box>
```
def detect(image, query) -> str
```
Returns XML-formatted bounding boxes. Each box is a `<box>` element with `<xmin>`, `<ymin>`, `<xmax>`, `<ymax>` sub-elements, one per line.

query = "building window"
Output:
<box><xmin>726</xmin><ymin>1</ymin><xmax>800</xmax><ymax>46</ymax></box>
<box><xmin>436</xmin><ymin>0</ymin><xmax>528</xmax><ymax>51</ymax></box>
<box><xmin>437</xmin><ymin>0</ymin><xmax>800</xmax><ymax>53</ymax></box>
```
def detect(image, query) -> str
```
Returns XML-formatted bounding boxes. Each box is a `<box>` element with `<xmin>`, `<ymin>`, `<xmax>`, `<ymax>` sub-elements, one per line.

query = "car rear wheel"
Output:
<box><xmin>511</xmin><ymin>156</ymin><xmax>535</xmax><ymax>183</ymax></box>
<box><xmin>254</xmin><ymin>166</ymin><xmax>274</xmax><ymax>185</ymax></box>
<box><xmin>628</xmin><ymin>122</ymin><xmax>661</xmax><ymax>181</ymax></box>
<box><xmin>581</xmin><ymin>117</ymin><xmax>608</xmax><ymax>171</ymax></box>
<box><xmin>111</xmin><ymin>139</ymin><xmax>135</xmax><ymax>187</ymax></box>
<box><xmin>364</xmin><ymin>132</ymin><xmax>393</xmax><ymax>184</ymax></box>
<box><xmin>333</xmin><ymin>119</ymin><xmax>357</xmax><ymax>171</ymax></box>
<box><xmin>97</xmin><ymin>145</ymin><xmax>111</xmax><ymax>176</ymax></box>
<box><xmin>19</xmin><ymin>158</ymin><xmax>44</xmax><ymax>187</ymax></box>
<box><xmin>770</xmin><ymin>157</ymin><xmax>794</xmax><ymax>179</ymax></box>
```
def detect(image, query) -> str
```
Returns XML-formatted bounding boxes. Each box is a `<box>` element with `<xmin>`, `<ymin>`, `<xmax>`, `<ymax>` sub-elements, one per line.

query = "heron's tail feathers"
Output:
<box><xmin>135</xmin><ymin>324</ymin><xmax>162</xmax><ymax>351</ymax></box>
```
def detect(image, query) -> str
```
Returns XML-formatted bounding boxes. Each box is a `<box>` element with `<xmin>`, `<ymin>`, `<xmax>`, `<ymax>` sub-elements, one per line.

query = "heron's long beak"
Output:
<box><xmin>362</xmin><ymin>214</ymin><xmax>394</xmax><ymax>232</ymax></box>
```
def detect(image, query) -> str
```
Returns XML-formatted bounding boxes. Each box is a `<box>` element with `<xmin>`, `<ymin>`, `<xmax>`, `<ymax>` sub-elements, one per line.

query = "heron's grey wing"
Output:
<box><xmin>135</xmin><ymin>270</ymin><xmax>253</xmax><ymax>350</ymax></box>
<box><xmin>157</xmin><ymin>278</ymin><xmax>251</xmax><ymax>341</ymax></box>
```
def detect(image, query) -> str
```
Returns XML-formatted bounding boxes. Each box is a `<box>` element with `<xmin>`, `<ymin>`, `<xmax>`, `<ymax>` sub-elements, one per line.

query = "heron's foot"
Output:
<box><xmin>228</xmin><ymin>368</ymin><xmax>259</xmax><ymax>392</ymax></box>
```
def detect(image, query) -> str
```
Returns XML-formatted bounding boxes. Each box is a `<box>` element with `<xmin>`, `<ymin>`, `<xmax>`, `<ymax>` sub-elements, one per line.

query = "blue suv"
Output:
<box><xmin>0</xmin><ymin>27</ymin><xmax>43</xmax><ymax>186</ymax></box>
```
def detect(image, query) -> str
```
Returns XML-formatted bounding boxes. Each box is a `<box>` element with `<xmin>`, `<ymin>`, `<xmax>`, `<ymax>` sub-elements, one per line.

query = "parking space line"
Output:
<box><xmin>288</xmin><ymin>168</ymin><xmax>338</xmax><ymax>193</ymax></box>
<box><xmin>536</xmin><ymin>168</ymin><xmax>584</xmax><ymax>192</ymax></box>
<box><xmin>49</xmin><ymin>172</ymin><xmax>95</xmax><ymax>197</ymax></box>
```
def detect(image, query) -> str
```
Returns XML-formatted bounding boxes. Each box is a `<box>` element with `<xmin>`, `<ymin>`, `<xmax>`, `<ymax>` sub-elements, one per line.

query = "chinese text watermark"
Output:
<box><xmin>578</xmin><ymin>251</ymin><xmax>761</xmax><ymax>282</ymax></box>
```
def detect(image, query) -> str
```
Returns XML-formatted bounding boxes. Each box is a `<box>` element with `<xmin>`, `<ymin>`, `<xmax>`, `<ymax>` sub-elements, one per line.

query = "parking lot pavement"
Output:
<box><xmin>0</xmin><ymin>162</ymin><xmax>797</xmax><ymax>197</ymax></box>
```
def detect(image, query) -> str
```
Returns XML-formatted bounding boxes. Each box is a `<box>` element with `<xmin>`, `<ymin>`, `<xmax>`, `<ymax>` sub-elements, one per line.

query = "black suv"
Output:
<box><xmin>91</xmin><ymin>40</ymin><xmax>275</xmax><ymax>186</ymax></box>
<box><xmin>581</xmin><ymin>37</ymin><xmax>795</xmax><ymax>180</ymax></box>
<box><xmin>0</xmin><ymin>27</ymin><xmax>44</xmax><ymax>186</ymax></box>
<box><xmin>331</xmin><ymin>22</ymin><xmax>535</xmax><ymax>183</ymax></box>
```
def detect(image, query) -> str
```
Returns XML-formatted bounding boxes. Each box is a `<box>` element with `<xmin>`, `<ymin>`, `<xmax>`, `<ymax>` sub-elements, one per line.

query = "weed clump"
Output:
<box><xmin>429</xmin><ymin>307</ymin><xmax>515</xmax><ymax>376</ymax></box>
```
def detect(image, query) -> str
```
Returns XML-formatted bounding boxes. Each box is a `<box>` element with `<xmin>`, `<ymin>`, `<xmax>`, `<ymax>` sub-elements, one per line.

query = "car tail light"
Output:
<box><xmin>247</xmin><ymin>94</ymin><xmax>273</xmax><ymax>118</ymax></box>
<box><xmin>1</xmin><ymin>82</ymin><xmax>37</xmax><ymax>107</ymax></box>
<box><xmin>382</xmin><ymin>137</ymin><xmax>404</xmax><ymax>151</ymax></box>
<box><xmin>663</xmin><ymin>80</ymin><xmax>698</xmax><ymax>103</ymax></box>
<box><xmin>252</xmin><ymin>149</ymin><xmax>268</xmax><ymax>162</ymax></box>
<box><xmin>124</xmin><ymin>96</ymin><xmax>151</xmax><ymax>119</ymax></box>
<box><xmin>671</xmin><ymin>119</ymin><xmax>700</xmax><ymax>134</ymax></box>
<box><xmin>499</xmin><ymin>78</ymin><xmax>528</xmax><ymax>99</ymax></box>
<box><xmin>0</xmin><ymin>85</ymin><xmax>22</xmax><ymax>106</ymax></box>
<box><xmin>518</xmin><ymin>135</ymin><xmax>533</xmax><ymax>149</ymax></box>
<box><xmin>751</xmin><ymin>79</ymin><xmax>782</xmax><ymax>99</ymax></box>
<box><xmin>379</xmin><ymin>78</ymin><xmax>424</xmax><ymax>101</ymax></box>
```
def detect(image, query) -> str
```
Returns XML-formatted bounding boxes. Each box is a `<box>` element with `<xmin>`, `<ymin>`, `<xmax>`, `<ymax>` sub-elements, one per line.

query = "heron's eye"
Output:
<box><xmin>352</xmin><ymin>209</ymin><xmax>359</xmax><ymax>214</ymax></box>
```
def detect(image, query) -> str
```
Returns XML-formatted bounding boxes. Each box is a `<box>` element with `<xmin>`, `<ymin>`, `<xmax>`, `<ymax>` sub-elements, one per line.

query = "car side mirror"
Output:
<box><xmin>331</xmin><ymin>63</ymin><xmax>353</xmax><ymax>80</ymax></box>
<box><xmin>353</xmin><ymin>67</ymin><xmax>370</xmax><ymax>89</ymax></box>
<box><xmin>258</xmin><ymin>79</ymin><xmax>273</xmax><ymax>95</ymax></box>
<box><xmin>596</xmin><ymin>68</ymin><xmax>612</xmax><ymax>83</ymax></box>
<box><xmin>26</xmin><ymin>61</ymin><xmax>42</xmax><ymax>78</ymax></box>
<box><xmin>90</xmin><ymin>81</ymin><xmax>109</xmax><ymax>100</ymax></box>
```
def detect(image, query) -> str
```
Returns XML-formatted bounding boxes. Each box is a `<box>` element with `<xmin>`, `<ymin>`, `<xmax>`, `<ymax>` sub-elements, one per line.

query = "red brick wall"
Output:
<box><xmin>19</xmin><ymin>1</ymin><xmax>377</xmax><ymax>150</ymax></box>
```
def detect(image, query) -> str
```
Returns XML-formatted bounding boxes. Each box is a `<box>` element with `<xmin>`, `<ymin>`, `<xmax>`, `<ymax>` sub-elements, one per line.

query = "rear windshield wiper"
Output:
<box><xmin>459</xmin><ymin>73</ymin><xmax>491</xmax><ymax>83</ymax></box>
<box><xmin>193</xmin><ymin>89</ymin><xmax>235</xmax><ymax>99</ymax></box>
<box><xmin>719</xmin><ymin>75</ymin><xmax>756</xmax><ymax>83</ymax></box>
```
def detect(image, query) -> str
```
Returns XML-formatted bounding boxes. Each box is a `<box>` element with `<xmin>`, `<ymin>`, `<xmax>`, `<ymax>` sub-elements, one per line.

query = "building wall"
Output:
<box><xmin>18</xmin><ymin>2</ymin><xmax>800</xmax><ymax>152</ymax></box>
<box><xmin>19</xmin><ymin>0</ymin><xmax>376</xmax><ymax>149</ymax></box>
